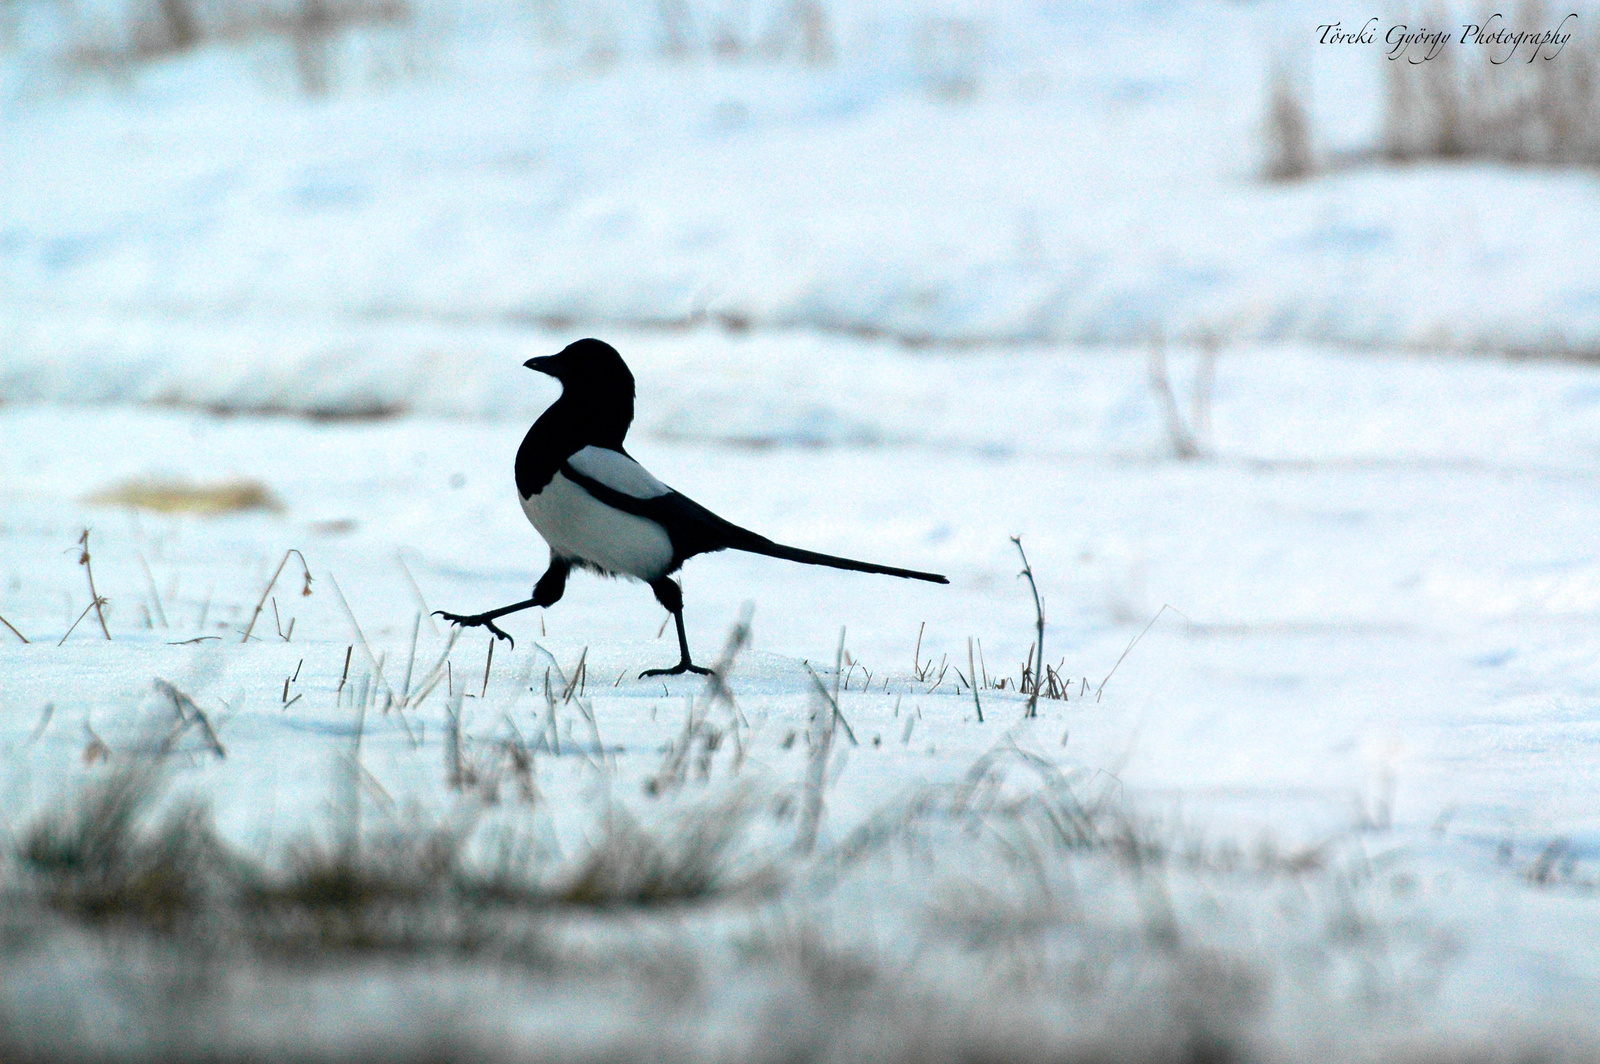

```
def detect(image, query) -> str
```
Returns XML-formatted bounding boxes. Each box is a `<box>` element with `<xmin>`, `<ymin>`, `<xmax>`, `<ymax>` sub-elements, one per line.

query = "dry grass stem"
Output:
<box><xmin>136</xmin><ymin>548</ymin><xmax>169</xmax><ymax>629</ymax></box>
<box><xmin>395</xmin><ymin>551</ymin><xmax>439</xmax><ymax>633</ymax></box>
<box><xmin>803</xmin><ymin>664</ymin><xmax>858</xmax><ymax>748</ymax></box>
<box><xmin>482</xmin><ymin>636</ymin><xmax>495</xmax><ymax>698</ymax></box>
<box><xmin>1097</xmin><ymin>604</ymin><xmax>1185</xmax><ymax>703</ymax></box>
<box><xmin>241</xmin><ymin>549</ymin><xmax>312</xmax><ymax>643</ymax></box>
<box><xmin>644</xmin><ymin>615</ymin><xmax>754</xmax><ymax>795</ymax></box>
<box><xmin>75</xmin><ymin>529</ymin><xmax>112</xmax><ymax>641</ymax></box>
<box><xmin>967</xmin><ymin>636</ymin><xmax>984</xmax><ymax>723</ymax></box>
<box><xmin>154</xmin><ymin>678</ymin><xmax>228</xmax><ymax>759</ymax></box>
<box><xmin>400</xmin><ymin>612</ymin><xmax>422</xmax><ymax>703</ymax></box>
<box><xmin>327</xmin><ymin>575</ymin><xmax>417</xmax><ymax>745</ymax></box>
<box><xmin>337</xmin><ymin>645</ymin><xmax>353</xmax><ymax>700</ymax></box>
<box><xmin>1012</xmin><ymin>535</ymin><xmax>1044</xmax><ymax>717</ymax></box>
<box><xmin>0</xmin><ymin>612</ymin><xmax>28</xmax><ymax>644</ymax></box>
<box><xmin>58</xmin><ymin>599</ymin><xmax>103</xmax><ymax>647</ymax></box>
<box><xmin>1148</xmin><ymin>336</ymin><xmax>1204</xmax><ymax>459</ymax></box>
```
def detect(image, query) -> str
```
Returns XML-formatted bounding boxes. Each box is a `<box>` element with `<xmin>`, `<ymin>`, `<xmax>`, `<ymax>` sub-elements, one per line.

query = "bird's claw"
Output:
<box><xmin>639</xmin><ymin>662</ymin><xmax>714</xmax><ymax>678</ymax></box>
<box><xmin>433</xmin><ymin>610</ymin><xmax>516</xmax><ymax>648</ymax></box>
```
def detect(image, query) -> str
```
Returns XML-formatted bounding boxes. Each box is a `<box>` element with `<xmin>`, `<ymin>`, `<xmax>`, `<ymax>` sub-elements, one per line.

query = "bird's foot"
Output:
<box><xmin>433</xmin><ymin>610</ymin><xmax>515</xmax><ymax>648</ymax></box>
<box><xmin>640</xmin><ymin>661</ymin><xmax>714</xmax><ymax>678</ymax></box>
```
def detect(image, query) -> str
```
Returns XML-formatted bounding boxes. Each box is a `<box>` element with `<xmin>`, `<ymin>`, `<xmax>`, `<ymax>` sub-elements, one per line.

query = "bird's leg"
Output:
<box><xmin>435</xmin><ymin>559</ymin><xmax>570</xmax><ymax>648</ymax></box>
<box><xmin>640</xmin><ymin>577</ymin><xmax>712</xmax><ymax>678</ymax></box>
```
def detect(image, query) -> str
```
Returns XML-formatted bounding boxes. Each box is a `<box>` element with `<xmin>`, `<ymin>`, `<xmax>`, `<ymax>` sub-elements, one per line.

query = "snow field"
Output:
<box><xmin>6</xmin><ymin>0</ymin><xmax>1600</xmax><ymax>1049</ymax></box>
<box><xmin>3</xmin><ymin>338</ymin><xmax>1600</xmax><ymax>1054</ymax></box>
<box><xmin>5</xmin><ymin>1</ymin><xmax>1600</xmax><ymax>369</ymax></box>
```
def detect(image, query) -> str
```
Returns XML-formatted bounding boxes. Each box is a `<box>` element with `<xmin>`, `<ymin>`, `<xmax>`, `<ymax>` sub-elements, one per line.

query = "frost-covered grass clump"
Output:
<box><xmin>0</xmin><ymin>626</ymin><xmax>1483</xmax><ymax>1064</ymax></box>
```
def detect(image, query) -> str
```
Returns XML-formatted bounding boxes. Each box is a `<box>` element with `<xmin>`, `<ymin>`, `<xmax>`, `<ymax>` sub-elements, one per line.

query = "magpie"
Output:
<box><xmin>435</xmin><ymin>338</ymin><xmax>949</xmax><ymax>676</ymax></box>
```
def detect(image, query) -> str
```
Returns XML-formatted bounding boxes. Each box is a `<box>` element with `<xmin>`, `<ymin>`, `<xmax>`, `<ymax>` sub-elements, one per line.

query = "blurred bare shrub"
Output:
<box><xmin>915</xmin><ymin>14</ymin><xmax>984</xmax><ymax>101</ymax></box>
<box><xmin>638</xmin><ymin>0</ymin><xmax>834</xmax><ymax>66</ymax></box>
<box><xmin>1384</xmin><ymin>1</ymin><xmax>1600</xmax><ymax>166</ymax></box>
<box><xmin>56</xmin><ymin>0</ymin><xmax>416</xmax><ymax>94</ymax></box>
<box><xmin>765</xmin><ymin>0</ymin><xmax>832</xmax><ymax>65</ymax></box>
<box><xmin>1271</xmin><ymin>1</ymin><xmax>1600</xmax><ymax>175</ymax></box>
<box><xmin>153</xmin><ymin>0</ymin><xmax>200</xmax><ymax>51</ymax></box>
<box><xmin>1262</xmin><ymin>61</ymin><xmax>1313</xmax><ymax>181</ymax></box>
<box><xmin>279</xmin><ymin>0</ymin><xmax>415</xmax><ymax>94</ymax></box>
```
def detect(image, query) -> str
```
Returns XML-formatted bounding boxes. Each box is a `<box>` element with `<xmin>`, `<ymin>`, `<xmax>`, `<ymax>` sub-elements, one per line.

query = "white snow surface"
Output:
<box><xmin>2</xmin><ymin>339</ymin><xmax>1600</xmax><ymax>1052</ymax></box>
<box><xmin>2</xmin><ymin>0</ymin><xmax>1600</xmax><ymax>407</ymax></box>
<box><xmin>4</xmin><ymin>0</ymin><xmax>1600</xmax><ymax>1054</ymax></box>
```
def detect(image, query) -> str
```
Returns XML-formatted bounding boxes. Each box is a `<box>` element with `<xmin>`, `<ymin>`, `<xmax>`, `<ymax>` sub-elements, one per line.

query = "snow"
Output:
<box><xmin>5</xmin><ymin>0</ymin><xmax>1600</xmax><ymax>1055</ymax></box>
<box><xmin>3</xmin><ymin>340</ymin><xmax>1600</xmax><ymax>1052</ymax></box>
<box><xmin>4</xmin><ymin>0</ymin><xmax>1600</xmax><ymax>395</ymax></box>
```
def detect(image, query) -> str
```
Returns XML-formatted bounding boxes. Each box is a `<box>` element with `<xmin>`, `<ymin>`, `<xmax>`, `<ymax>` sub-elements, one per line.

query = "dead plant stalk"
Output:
<box><xmin>77</xmin><ymin>529</ymin><xmax>111</xmax><ymax>640</ymax></box>
<box><xmin>1012</xmin><ymin>535</ymin><xmax>1044</xmax><ymax>718</ymax></box>
<box><xmin>0</xmin><ymin>613</ymin><xmax>28</xmax><ymax>644</ymax></box>
<box><xmin>241</xmin><ymin>549</ymin><xmax>312</xmax><ymax>643</ymax></box>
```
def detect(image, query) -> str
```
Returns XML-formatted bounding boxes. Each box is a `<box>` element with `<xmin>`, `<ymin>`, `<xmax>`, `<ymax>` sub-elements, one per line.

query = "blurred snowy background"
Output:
<box><xmin>6</xmin><ymin>1</ymin><xmax>1600</xmax><ymax>1061</ymax></box>
<box><xmin>3</xmin><ymin>0</ymin><xmax>1599</xmax><ymax>415</ymax></box>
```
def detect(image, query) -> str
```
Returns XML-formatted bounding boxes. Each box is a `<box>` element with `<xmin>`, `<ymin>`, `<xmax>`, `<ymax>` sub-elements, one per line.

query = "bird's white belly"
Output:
<box><xmin>520</xmin><ymin>473</ymin><xmax>674</xmax><ymax>580</ymax></box>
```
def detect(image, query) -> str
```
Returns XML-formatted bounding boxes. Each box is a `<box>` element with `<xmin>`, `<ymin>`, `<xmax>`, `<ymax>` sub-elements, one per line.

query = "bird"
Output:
<box><xmin>435</xmin><ymin>338</ymin><xmax>949</xmax><ymax>676</ymax></box>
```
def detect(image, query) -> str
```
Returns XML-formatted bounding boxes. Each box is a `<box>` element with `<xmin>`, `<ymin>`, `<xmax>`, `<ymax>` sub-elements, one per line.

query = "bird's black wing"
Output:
<box><xmin>558</xmin><ymin>459</ymin><xmax>948</xmax><ymax>583</ymax></box>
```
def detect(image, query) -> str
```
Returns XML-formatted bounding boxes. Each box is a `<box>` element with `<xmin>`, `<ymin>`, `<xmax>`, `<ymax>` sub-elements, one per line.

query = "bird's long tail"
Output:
<box><xmin>727</xmin><ymin>531</ymin><xmax>948</xmax><ymax>584</ymax></box>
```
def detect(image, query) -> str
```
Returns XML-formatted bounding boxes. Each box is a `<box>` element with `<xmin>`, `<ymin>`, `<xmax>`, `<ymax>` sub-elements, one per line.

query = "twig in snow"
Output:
<box><xmin>560</xmin><ymin>646</ymin><xmax>588</xmax><ymax>702</ymax></box>
<box><xmin>403</xmin><ymin>626</ymin><xmax>460</xmax><ymax>710</ymax></box>
<box><xmin>400</xmin><ymin>612</ymin><xmax>421</xmax><ymax>704</ymax></box>
<box><xmin>0</xmin><ymin>613</ymin><xmax>28</xmax><ymax>644</ymax></box>
<box><xmin>796</xmin><ymin>634</ymin><xmax>849</xmax><ymax>857</ymax></box>
<box><xmin>75</xmin><ymin>530</ymin><xmax>111</xmax><ymax>640</ymax></box>
<box><xmin>967</xmin><ymin>637</ymin><xmax>984</xmax><ymax>723</ymax></box>
<box><xmin>912</xmin><ymin>621</ymin><xmax>928</xmax><ymax>681</ymax></box>
<box><xmin>1096</xmin><ymin>604</ymin><xmax>1187</xmax><ymax>702</ymax></box>
<box><xmin>153</xmin><ymin>677</ymin><xmax>227</xmax><ymax>759</ymax></box>
<box><xmin>328</xmin><ymin>575</ymin><xmax>414</xmax><ymax>744</ymax></box>
<box><xmin>1148</xmin><ymin>333</ymin><xmax>1198</xmax><ymax>459</ymax></box>
<box><xmin>1148</xmin><ymin>332</ymin><xmax>1216</xmax><ymax>460</ymax></box>
<box><xmin>336</xmin><ymin>645</ymin><xmax>352</xmax><ymax>700</ymax></box>
<box><xmin>445</xmin><ymin>688</ymin><xmax>465</xmax><ymax>789</ymax></box>
<box><xmin>58</xmin><ymin>599</ymin><xmax>104</xmax><ymax>646</ymax></box>
<box><xmin>240</xmin><ymin>549</ymin><xmax>311</xmax><ymax>643</ymax></box>
<box><xmin>481</xmin><ymin>637</ymin><xmax>495</xmax><ymax>698</ymax></box>
<box><xmin>271</xmin><ymin>597</ymin><xmax>296</xmax><ymax>641</ymax></box>
<box><xmin>1192</xmin><ymin>331</ymin><xmax>1217</xmax><ymax>443</ymax></box>
<box><xmin>1012</xmin><ymin>535</ymin><xmax>1044</xmax><ymax>718</ymax></box>
<box><xmin>136</xmin><ymin>548</ymin><xmax>168</xmax><ymax>629</ymax></box>
<box><xmin>28</xmin><ymin>702</ymin><xmax>53</xmax><ymax>744</ymax></box>
<box><xmin>395</xmin><ymin>552</ymin><xmax>439</xmax><ymax>634</ymax></box>
<box><xmin>196</xmin><ymin>581</ymin><xmax>214</xmax><ymax>631</ymax></box>
<box><xmin>803</xmin><ymin>663</ymin><xmax>859</xmax><ymax>748</ymax></box>
<box><xmin>82</xmin><ymin>722</ymin><xmax>110</xmax><ymax>764</ymax></box>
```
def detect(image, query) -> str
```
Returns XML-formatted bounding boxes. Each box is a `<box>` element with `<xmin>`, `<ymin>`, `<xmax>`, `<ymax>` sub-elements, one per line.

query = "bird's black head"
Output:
<box><xmin>525</xmin><ymin>339</ymin><xmax>634</xmax><ymax>396</ymax></box>
<box><xmin>525</xmin><ymin>338</ymin><xmax>635</xmax><ymax>446</ymax></box>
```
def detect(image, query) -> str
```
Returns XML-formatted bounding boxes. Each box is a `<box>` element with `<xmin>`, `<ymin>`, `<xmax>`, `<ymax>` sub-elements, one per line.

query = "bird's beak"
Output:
<box><xmin>524</xmin><ymin>355</ymin><xmax>559</xmax><ymax>376</ymax></box>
